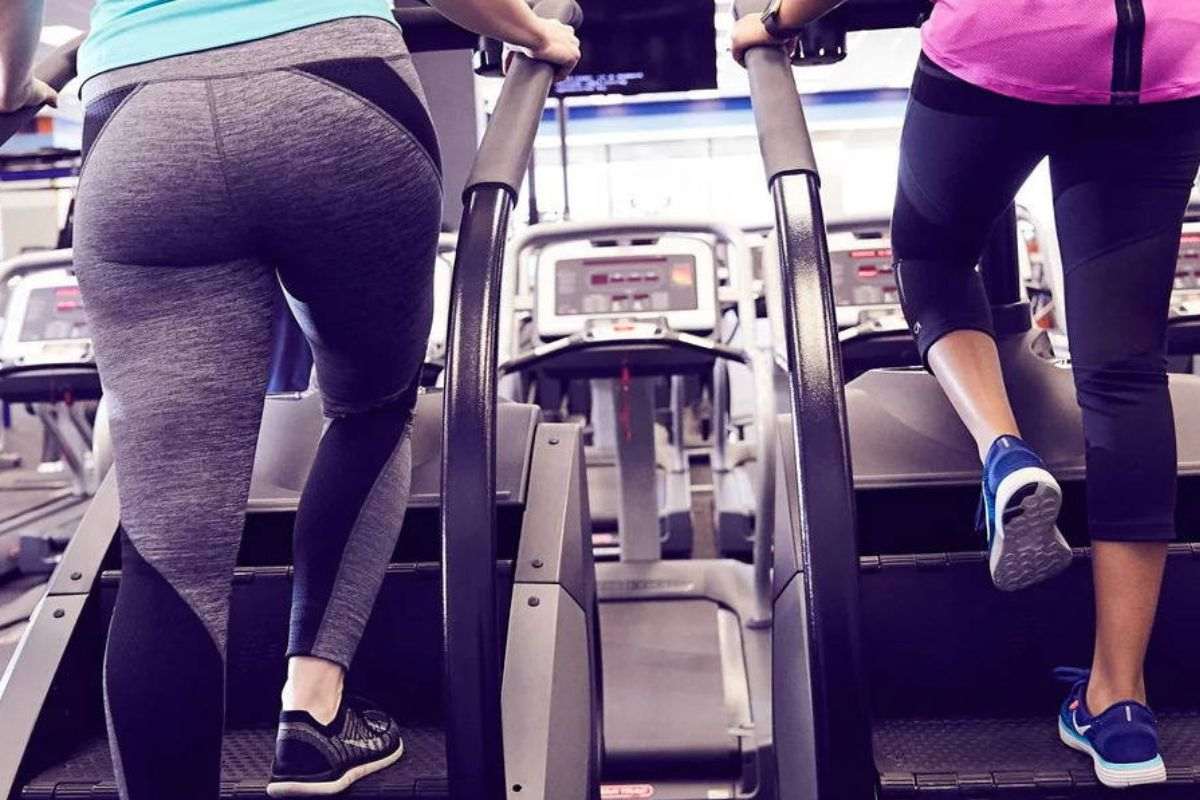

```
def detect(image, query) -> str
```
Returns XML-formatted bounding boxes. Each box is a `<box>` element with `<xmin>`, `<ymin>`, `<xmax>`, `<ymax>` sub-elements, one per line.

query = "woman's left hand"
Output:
<box><xmin>731</xmin><ymin>15</ymin><xmax>794</xmax><ymax>67</ymax></box>
<box><xmin>0</xmin><ymin>78</ymin><xmax>58</xmax><ymax>114</ymax></box>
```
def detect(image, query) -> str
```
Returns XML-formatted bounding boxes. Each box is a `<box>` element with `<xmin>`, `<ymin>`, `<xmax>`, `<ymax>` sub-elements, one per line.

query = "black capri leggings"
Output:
<box><xmin>893</xmin><ymin>54</ymin><xmax>1200</xmax><ymax>542</ymax></box>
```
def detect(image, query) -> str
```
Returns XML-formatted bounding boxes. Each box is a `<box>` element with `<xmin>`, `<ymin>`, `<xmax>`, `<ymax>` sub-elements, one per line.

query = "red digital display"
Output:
<box><xmin>54</xmin><ymin>287</ymin><xmax>83</xmax><ymax>312</ymax></box>
<box><xmin>850</xmin><ymin>248</ymin><xmax>894</xmax><ymax>260</ymax></box>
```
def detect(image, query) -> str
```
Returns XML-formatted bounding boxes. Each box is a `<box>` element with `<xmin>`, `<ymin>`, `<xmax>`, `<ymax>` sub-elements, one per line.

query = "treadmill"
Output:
<box><xmin>502</xmin><ymin>227</ymin><xmax>728</xmax><ymax>561</ymax></box>
<box><xmin>0</xmin><ymin>253</ymin><xmax>104</xmax><ymax>580</ymax></box>
<box><xmin>713</xmin><ymin>217</ymin><xmax>919</xmax><ymax>559</ymax></box>
<box><xmin>499</xmin><ymin>220</ymin><xmax>780</xmax><ymax>798</ymax></box>
<box><xmin>0</xmin><ymin>5</ymin><xmax>601</xmax><ymax>800</ymax></box>
<box><xmin>503</xmin><ymin>223</ymin><xmax>767</xmax><ymax>560</ymax></box>
<box><xmin>738</xmin><ymin>0</ymin><xmax>1200</xmax><ymax>796</ymax></box>
<box><xmin>1164</xmin><ymin>209</ymin><xmax>1200</xmax><ymax>364</ymax></box>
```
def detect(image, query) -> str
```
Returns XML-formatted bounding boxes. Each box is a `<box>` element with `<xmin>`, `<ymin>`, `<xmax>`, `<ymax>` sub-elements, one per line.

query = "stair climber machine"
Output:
<box><xmin>713</xmin><ymin>217</ymin><xmax>919</xmax><ymax>558</ymax></box>
<box><xmin>501</xmin><ymin>222</ymin><xmax>768</xmax><ymax>560</ymax></box>
<box><xmin>0</xmin><ymin>251</ymin><xmax>108</xmax><ymax>581</ymax></box>
<box><xmin>499</xmin><ymin>218</ymin><xmax>783</xmax><ymax>798</ymax></box>
<box><xmin>823</xmin><ymin>218</ymin><xmax>918</xmax><ymax>380</ymax></box>
<box><xmin>1165</xmin><ymin>207</ymin><xmax>1200</xmax><ymax>366</ymax></box>
<box><xmin>0</xmin><ymin>4</ymin><xmax>609</xmax><ymax>800</ymax></box>
<box><xmin>1033</xmin><ymin>203</ymin><xmax>1200</xmax><ymax>372</ymax></box>
<box><xmin>738</xmin><ymin>0</ymin><xmax>1200</xmax><ymax>797</ymax></box>
<box><xmin>418</xmin><ymin>232</ymin><xmax>459</xmax><ymax>389</ymax></box>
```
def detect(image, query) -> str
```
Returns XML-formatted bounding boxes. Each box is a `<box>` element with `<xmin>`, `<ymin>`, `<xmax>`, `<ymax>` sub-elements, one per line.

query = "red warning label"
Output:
<box><xmin>600</xmin><ymin>785</ymin><xmax>655</xmax><ymax>799</ymax></box>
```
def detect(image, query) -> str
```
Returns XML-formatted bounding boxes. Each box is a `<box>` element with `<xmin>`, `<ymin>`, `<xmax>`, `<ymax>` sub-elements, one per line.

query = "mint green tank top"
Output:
<box><xmin>78</xmin><ymin>0</ymin><xmax>398</xmax><ymax>85</ymax></box>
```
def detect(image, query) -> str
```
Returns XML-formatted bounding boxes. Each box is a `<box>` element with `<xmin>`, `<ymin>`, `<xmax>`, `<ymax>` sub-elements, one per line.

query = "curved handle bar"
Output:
<box><xmin>732</xmin><ymin>0</ymin><xmax>819</xmax><ymax>183</ymax></box>
<box><xmin>463</xmin><ymin>0</ymin><xmax>582</xmax><ymax>199</ymax></box>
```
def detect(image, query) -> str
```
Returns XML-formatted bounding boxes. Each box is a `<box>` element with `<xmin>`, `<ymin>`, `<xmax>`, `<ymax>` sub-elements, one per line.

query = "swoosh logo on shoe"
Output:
<box><xmin>1073</xmin><ymin>711</ymin><xmax>1092</xmax><ymax>735</ymax></box>
<box><xmin>342</xmin><ymin>735</ymin><xmax>386</xmax><ymax>750</ymax></box>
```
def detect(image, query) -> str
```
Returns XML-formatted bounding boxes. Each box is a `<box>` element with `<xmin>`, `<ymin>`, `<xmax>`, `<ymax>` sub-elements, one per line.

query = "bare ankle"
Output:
<box><xmin>282</xmin><ymin>656</ymin><xmax>345</xmax><ymax>725</ymax></box>
<box><xmin>977</xmin><ymin>431</ymin><xmax>1022</xmax><ymax>463</ymax></box>
<box><xmin>1086</xmin><ymin>672</ymin><xmax>1147</xmax><ymax>713</ymax></box>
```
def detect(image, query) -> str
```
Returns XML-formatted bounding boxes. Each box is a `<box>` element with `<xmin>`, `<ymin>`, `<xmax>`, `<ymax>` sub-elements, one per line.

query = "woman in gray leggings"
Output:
<box><xmin>1</xmin><ymin>2</ymin><xmax>577</xmax><ymax>798</ymax></box>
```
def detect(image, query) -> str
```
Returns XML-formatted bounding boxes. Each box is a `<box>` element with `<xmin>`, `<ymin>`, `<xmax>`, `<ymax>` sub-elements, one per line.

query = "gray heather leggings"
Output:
<box><xmin>74</xmin><ymin>18</ymin><xmax>441</xmax><ymax>800</ymax></box>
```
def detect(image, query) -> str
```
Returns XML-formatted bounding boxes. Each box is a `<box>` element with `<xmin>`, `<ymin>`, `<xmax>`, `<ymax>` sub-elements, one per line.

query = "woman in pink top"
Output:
<box><xmin>736</xmin><ymin>0</ymin><xmax>1200</xmax><ymax>787</ymax></box>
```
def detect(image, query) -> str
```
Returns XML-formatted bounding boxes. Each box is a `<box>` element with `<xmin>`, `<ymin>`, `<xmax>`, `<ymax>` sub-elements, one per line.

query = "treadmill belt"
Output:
<box><xmin>21</xmin><ymin>726</ymin><xmax>448</xmax><ymax>799</ymax></box>
<box><xmin>875</xmin><ymin>712</ymin><xmax>1200</xmax><ymax>797</ymax></box>
<box><xmin>600</xmin><ymin>599</ymin><xmax>740</xmax><ymax>778</ymax></box>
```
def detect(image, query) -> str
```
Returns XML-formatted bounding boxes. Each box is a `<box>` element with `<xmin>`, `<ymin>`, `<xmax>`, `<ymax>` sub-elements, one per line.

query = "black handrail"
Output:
<box><xmin>979</xmin><ymin>205</ymin><xmax>1033</xmax><ymax>338</ymax></box>
<box><xmin>816</xmin><ymin>0</ymin><xmax>932</xmax><ymax>31</ymax></box>
<box><xmin>440</xmin><ymin>2</ymin><xmax>581</xmax><ymax>798</ymax></box>
<box><xmin>790</xmin><ymin>0</ymin><xmax>929</xmax><ymax>65</ymax></box>
<box><xmin>734</xmin><ymin>0</ymin><xmax>875</xmax><ymax>797</ymax></box>
<box><xmin>392</xmin><ymin>7</ymin><xmax>483</xmax><ymax>52</ymax></box>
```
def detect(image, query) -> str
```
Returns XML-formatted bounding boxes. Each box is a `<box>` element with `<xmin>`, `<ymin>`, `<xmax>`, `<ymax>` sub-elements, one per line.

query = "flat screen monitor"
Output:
<box><xmin>552</xmin><ymin>0</ymin><xmax>718</xmax><ymax>97</ymax></box>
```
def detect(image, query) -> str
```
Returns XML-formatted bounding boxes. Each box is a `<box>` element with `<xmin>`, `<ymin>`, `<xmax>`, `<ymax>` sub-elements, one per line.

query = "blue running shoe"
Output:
<box><xmin>1056</xmin><ymin>667</ymin><xmax>1167</xmax><ymax>788</ymax></box>
<box><xmin>977</xmin><ymin>435</ymin><xmax>1070</xmax><ymax>591</ymax></box>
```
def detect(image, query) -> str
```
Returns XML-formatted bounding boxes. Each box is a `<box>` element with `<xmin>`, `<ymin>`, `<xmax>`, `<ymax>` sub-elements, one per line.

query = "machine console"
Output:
<box><xmin>827</xmin><ymin>227</ymin><xmax>906</xmax><ymax>334</ymax></box>
<box><xmin>0</xmin><ymin>269</ymin><xmax>91</xmax><ymax>365</ymax></box>
<box><xmin>535</xmin><ymin>238</ymin><xmax>718</xmax><ymax>339</ymax></box>
<box><xmin>1171</xmin><ymin>221</ymin><xmax>1200</xmax><ymax>318</ymax></box>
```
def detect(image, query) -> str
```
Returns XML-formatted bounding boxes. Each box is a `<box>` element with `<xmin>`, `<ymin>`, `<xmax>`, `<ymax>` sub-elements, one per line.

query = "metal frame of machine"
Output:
<box><xmin>740</xmin><ymin>1</ymin><xmax>1200</xmax><ymax>797</ymax></box>
<box><xmin>0</xmin><ymin>6</ymin><xmax>602</xmax><ymax>800</ymax></box>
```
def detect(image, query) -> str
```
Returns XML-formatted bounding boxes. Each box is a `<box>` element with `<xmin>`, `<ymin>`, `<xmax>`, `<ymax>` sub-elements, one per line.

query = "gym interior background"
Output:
<box><xmin>2</xmin><ymin>1</ymin><xmax>1200</xmax><ymax>799</ymax></box>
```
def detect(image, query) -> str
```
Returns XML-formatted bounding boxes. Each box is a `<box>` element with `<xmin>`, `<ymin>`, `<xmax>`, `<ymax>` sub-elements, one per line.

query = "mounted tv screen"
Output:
<box><xmin>553</xmin><ymin>0</ymin><xmax>719</xmax><ymax>97</ymax></box>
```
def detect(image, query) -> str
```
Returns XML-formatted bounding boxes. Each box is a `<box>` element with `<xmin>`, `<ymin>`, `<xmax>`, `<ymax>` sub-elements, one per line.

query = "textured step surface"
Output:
<box><xmin>876</xmin><ymin>712</ymin><xmax>1200</xmax><ymax>797</ymax></box>
<box><xmin>21</xmin><ymin>726</ymin><xmax>448</xmax><ymax>799</ymax></box>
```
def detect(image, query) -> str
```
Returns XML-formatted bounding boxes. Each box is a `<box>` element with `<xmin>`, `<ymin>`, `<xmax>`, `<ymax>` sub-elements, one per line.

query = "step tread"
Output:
<box><xmin>876</xmin><ymin>712</ymin><xmax>1200</xmax><ymax>795</ymax></box>
<box><xmin>22</xmin><ymin>726</ymin><xmax>448</xmax><ymax>799</ymax></box>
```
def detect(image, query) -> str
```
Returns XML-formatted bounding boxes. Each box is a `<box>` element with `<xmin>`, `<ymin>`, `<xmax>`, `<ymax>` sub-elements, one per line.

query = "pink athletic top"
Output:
<box><xmin>921</xmin><ymin>0</ymin><xmax>1200</xmax><ymax>105</ymax></box>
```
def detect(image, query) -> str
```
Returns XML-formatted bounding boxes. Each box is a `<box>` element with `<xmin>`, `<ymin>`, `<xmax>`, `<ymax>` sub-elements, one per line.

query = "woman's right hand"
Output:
<box><xmin>731</xmin><ymin>15</ymin><xmax>794</xmax><ymax>67</ymax></box>
<box><xmin>428</xmin><ymin>0</ymin><xmax>581</xmax><ymax>79</ymax></box>
<box><xmin>525</xmin><ymin>17</ymin><xmax>581</xmax><ymax>81</ymax></box>
<box><xmin>0</xmin><ymin>77</ymin><xmax>57</xmax><ymax>114</ymax></box>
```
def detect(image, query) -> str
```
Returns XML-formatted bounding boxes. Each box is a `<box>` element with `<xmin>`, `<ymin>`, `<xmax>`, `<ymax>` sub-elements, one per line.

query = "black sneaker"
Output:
<box><xmin>266</xmin><ymin>697</ymin><xmax>404</xmax><ymax>797</ymax></box>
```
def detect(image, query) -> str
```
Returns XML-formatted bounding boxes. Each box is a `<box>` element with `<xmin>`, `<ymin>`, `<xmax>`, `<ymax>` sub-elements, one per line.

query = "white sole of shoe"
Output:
<box><xmin>266</xmin><ymin>741</ymin><xmax>405</xmax><ymax>797</ymax></box>
<box><xmin>989</xmin><ymin>467</ymin><xmax>1071</xmax><ymax>592</ymax></box>
<box><xmin>1058</xmin><ymin>718</ymin><xmax>1167</xmax><ymax>788</ymax></box>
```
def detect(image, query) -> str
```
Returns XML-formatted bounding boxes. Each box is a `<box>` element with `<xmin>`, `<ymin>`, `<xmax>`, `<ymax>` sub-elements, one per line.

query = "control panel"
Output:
<box><xmin>830</xmin><ymin>245</ymin><xmax>899</xmax><ymax>307</ymax></box>
<box><xmin>1171</xmin><ymin>222</ymin><xmax>1200</xmax><ymax>318</ymax></box>
<box><xmin>535</xmin><ymin>237</ymin><xmax>718</xmax><ymax>338</ymax></box>
<box><xmin>0</xmin><ymin>269</ymin><xmax>92</xmax><ymax>365</ymax></box>
<box><xmin>20</xmin><ymin>284</ymin><xmax>87</xmax><ymax>343</ymax></box>
<box><xmin>827</xmin><ymin>228</ymin><xmax>906</xmax><ymax>334</ymax></box>
<box><xmin>554</xmin><ymin>255</ymin><xmax>699</xmax><ymax>318</ymax></box>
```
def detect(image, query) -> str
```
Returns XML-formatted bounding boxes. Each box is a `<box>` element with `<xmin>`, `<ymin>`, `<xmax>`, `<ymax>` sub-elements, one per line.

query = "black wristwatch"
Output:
<box><xmin>761</xmin><ymin>0</ymin><xmax>801</xmax><ymax>40</ymax></box>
